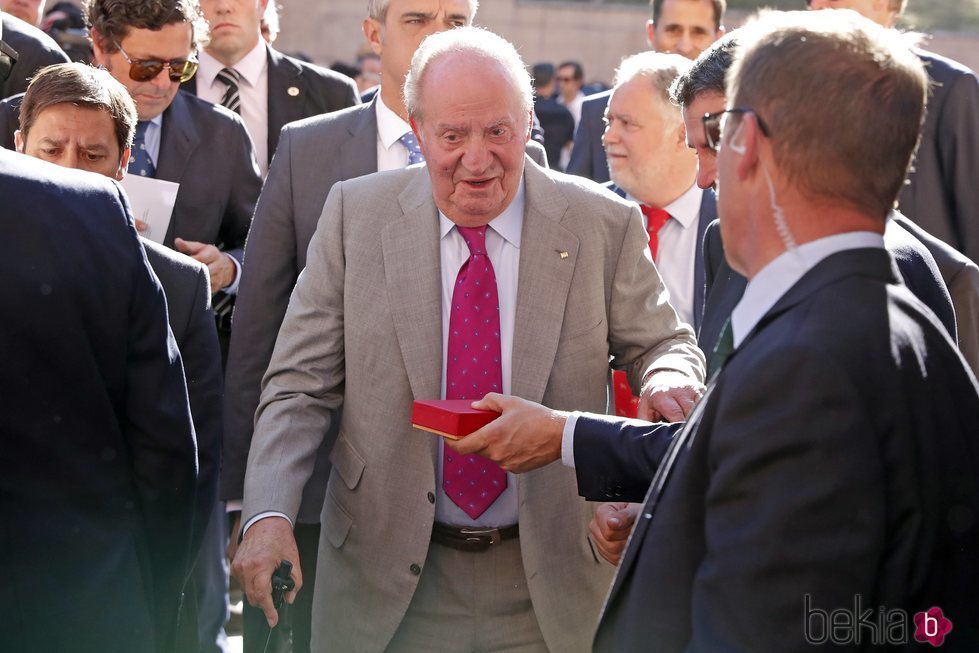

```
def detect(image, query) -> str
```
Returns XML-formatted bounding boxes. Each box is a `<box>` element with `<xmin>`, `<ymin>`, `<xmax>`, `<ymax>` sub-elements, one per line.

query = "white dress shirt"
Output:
<box><xmin>197</xmin><ymin>42</ymin><xmax>269</xmax><ymax>176</ymax></box>
<box><xmin>436</xmin><ymin>180</ymin><xmax>525</xmax><ymax>528</ymax></box>
<box><xmin>375</xmin><ymin>93</ymin><xmax>414</xmax><ymax>171</ymax></box>
<box><xmin>628</xmin><ymin>183</ymin><xmax>703</xmax><ymax>328</ymax></box>
<box><xmin>559</xmin><ymin>230</ymin><xmax>886</xmax><ymax>468</ymax></box>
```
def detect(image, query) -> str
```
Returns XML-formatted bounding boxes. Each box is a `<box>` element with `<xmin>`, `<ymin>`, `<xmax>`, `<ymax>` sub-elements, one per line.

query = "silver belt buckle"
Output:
<box><xmin>460</xmin><ymin>527</ymin><xmax>501</xmax><ymax>546</ymax></box>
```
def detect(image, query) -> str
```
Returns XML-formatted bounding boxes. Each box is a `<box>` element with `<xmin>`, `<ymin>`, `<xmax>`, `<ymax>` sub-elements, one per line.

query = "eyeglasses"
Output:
<box><xmin>0</xmin><ymin>39</ymin><xmax>18</xmax><ymax>85</ymax></box>
<box><xmin>702</xmin><ymin>108</ymin><xmax>770</xmax><ymax>152</ymax></box>
<box><xmin>115</xmin><ymin>43</ymin><xmax>199</xmax><ymax>83</ymax></box>
<box><xmin>556</xmin><ymin>76</ymin><xmax>576</xmax><ymax>83</ymax></box>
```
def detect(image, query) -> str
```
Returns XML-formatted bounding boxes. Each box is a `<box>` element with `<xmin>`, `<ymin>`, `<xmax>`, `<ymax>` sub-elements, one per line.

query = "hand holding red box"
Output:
<box><xmin>411</xmin><ymin>399</ymin><xmax>501</xmax><ymax>440</ymax></box>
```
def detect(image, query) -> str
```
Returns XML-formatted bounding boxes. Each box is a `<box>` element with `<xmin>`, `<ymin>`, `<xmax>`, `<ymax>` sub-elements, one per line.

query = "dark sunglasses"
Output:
<box><xmin>116</xmin><ymin>43</ymin><xmax>199</xmax><ymax>83</ymax></box>
<box><xmin>702</xmin><ymin>108</ymin><xmax>770</xmax><ymax>152</ymax></box>
<box><xmin>0</xmin><ymin>39</ymin><xmax>18</xmax><ymax>85</ymax></box>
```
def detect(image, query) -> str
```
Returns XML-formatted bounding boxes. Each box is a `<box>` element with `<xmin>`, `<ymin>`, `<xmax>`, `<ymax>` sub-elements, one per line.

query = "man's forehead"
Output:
<box><xmin>658</xmin><ymin>0</ymin><xmax>718</xmax><ymax>26</ymax></box>
<box><xmin>388</xmin><ymin>0</ymin><xmax>471</xmax><ymax>20</ymax></box>
<box><xmin>119</xmin><ymin>24</ymin><xmax>194</xmax><ymax>56</ymax></box>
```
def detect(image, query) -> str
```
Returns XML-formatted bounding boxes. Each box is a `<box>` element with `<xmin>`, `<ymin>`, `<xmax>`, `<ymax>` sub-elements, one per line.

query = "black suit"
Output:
<box><xmin>567</xmin><ymin>90</ymin><xmax>610</xmax><ymax>183</ymax></box>
<box><xmin>0</xmin><ymin>12</ymin><xmax>69</xmax><ymax>100</ymax></box>
<box><xmin>181</xmin><ymin>45</ymin><xmax>360</xmax><ymax>169</ymax></box>
<box><xmin>534</xmin><ymin>95</ymin><xmax>574</xmax><ymax>170</ymax></box>
<box><xmin>898</xmin><ymin>49</ymin><xmax>979</xmax><ymax>262</ymax></box>
<box><xmin>0</xmin><ymin>149</ymin><xmax>197</xmax><ymax>653</ymax></box>
<box><xmin>699</xmin><ymin>215</ymin><xmax>957</xmax><ymax>372</ymax></box>
<box><xmin>574</xmin><ymin>247</ymin><xmax>979</xmax><ymax>652</ymax></box>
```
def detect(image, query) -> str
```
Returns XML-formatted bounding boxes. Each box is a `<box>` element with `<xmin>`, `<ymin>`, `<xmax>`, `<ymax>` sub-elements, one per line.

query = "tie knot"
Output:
<box><xmin>216</xmin><ymin>67</ymin><xmax>240</xmax><ymax>86</ymax></box>
<box><xmin>398</xmin><ymin>131</ymin><xmax>425</xmax><ymax>165</ymax></box>
<box><xmin>457</xmin><ymin>225</ymin><xmax>488</xmax><ymax>256</ymax></box>
<box><xmin>641</xmin><ymin>205</ymin><xmax>671</xmax><ymax>234</ymax></box>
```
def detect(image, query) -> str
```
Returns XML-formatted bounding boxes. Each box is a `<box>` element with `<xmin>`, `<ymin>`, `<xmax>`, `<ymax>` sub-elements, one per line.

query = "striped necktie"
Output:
<box><xmin>216</xmin><ymin>67</ymin><xmax>241</xmax><ymax>114</ymax></box>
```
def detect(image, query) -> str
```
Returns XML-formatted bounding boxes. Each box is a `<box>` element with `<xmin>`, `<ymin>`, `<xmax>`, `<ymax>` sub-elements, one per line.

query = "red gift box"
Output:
<box><xmin>411</xmin><ymin>399</ymin><xmax>500</xmax><ymax>440</ymax></box>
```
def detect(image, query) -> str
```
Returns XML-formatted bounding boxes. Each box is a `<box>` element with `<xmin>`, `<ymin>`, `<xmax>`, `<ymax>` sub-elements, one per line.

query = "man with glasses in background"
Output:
<box><xmin>84</xmin><ymin>0</ymin><xmax>261</xmax><ymax>301</ymax></box>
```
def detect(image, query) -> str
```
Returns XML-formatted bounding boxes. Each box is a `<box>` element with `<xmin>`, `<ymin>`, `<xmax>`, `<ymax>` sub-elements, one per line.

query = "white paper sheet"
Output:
<box><xmin>120</xmin><ymin>175</ymin><xmax>180</xmax><ymax>244</ymax></box>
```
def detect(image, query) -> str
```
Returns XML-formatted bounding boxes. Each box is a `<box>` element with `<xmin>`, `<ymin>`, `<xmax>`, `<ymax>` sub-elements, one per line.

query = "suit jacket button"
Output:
<box><xmin>410</xmin><ymin>564</ymin><xmax>422</xmax><ymax>576</ymax></box>
<box><xmin>427</xmin><ymin>492</ymin><xmax>435</xmax><ymax>504</ymax></box>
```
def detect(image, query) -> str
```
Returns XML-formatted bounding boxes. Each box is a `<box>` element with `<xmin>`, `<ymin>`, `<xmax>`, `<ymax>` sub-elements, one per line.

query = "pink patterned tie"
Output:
<box><xmin>443</xmin><ymin>225</ymin><xmax>507</xmax><ymax>519</ymax></box>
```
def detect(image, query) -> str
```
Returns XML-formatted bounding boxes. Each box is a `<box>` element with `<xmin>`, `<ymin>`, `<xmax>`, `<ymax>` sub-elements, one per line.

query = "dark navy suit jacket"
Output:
<box><xmin>567</xmin><ymin>90</ymin><xmax>611</xmax><ymax>184</ymax></box>
<box><xmin>574</xmin><ymin>247</ymin><xmax>979</xmax><ymax>652</ymax></box>
<box><xmin>0</xmin><ymin>150</ymin><xmax>197</xmax><ymax>653</ymax></box>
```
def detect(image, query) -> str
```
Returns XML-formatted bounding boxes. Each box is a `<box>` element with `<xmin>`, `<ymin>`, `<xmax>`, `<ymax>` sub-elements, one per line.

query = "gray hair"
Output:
<box><xmin>367</xmin><ymin>0</ymin><xmax>479</xmax><ymax>22</ymax></box>
<box><xmin>404</xmin><ymin>26</ymin><xmax>534</xmax><ymax>122</ymax></box>
<box><xmin>613</xmin><ymin>51</ymin><xmax>692</xmax><ymax>121</ymax></box>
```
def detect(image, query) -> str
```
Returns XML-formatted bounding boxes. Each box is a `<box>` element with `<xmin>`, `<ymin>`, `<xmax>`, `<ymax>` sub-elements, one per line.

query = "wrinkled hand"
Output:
<box><xmin>174</xmin><ymin>238</ymin><xmax>235</xmax><ymax>291</ymax></box>
<box><xmin>589</xmin><ymin>502</ymin><xmax>641</xmax><ymax>565</ymax></box>
<box><xmin>227</xmin><ymin>511</ymin><xmax>242</xmax><ymax>564</ymax></box>
<box><xmin>638</xmin><ymin>371</ymin><xmax>705</xmax><ymax>422</ymax></box>
<box><xmin>446</xmin><ymin>393</ymin><xmax>568</xmax><ymax>474</ymax></box>
<box><xmin>231</xmin><ymin>516</ymin><xmax>301</xmax><ymax>628</ymax></box>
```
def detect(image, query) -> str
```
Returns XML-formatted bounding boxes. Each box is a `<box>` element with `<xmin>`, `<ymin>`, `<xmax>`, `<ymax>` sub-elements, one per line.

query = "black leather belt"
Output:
<box><xmin>431</xmin><ymin>522</ymin><xmax>519</xmax><ymax>552</ymax></box>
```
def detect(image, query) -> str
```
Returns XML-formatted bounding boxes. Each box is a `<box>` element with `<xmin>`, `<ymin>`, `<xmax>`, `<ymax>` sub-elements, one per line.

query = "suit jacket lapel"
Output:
<box><xmin>382</xmin><ymin>169</ymin><xmax>443</xmax><ymax>409</ymax></box>
<box><xmin>266</xmin><ymin>47</ymin><xmax>305</xmax><ymax>163</ymax></box>
<box><xmin>693</xmin><ymin>190</ymin><xmax>717</xmax><ymax>332</ymax></box>
<box><xmin>510</xmin><ymin>159</ymin><xmax>580</xmax><ymax>403</ymax></box>
<box><xmin>339</xmin><ymin>98</ymin><xmax>379</xmax><ymax>179</ymax></box>
<box><xmin>156</xmin><ymin>92</ymin><xmax>199</xmax><ymax>245</ymax></box>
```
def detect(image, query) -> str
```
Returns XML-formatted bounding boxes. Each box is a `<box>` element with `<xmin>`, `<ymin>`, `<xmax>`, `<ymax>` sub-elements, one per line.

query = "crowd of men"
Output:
<box><xmin>2</xmin><ymin>0</ymin><xmax>978</xmax><ymax>652</ymax></box>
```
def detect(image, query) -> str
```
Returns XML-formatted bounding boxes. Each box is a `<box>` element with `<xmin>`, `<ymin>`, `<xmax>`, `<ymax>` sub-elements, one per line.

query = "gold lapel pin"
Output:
<box><xmin>287</xmin><ymin>87</ymin><xmax>300</xmax><ymax>97</ymax></box>
<box><xmin>559</xmin><ymin>251</ymin><xmax>569</xmax><ymax>259</ymax></box>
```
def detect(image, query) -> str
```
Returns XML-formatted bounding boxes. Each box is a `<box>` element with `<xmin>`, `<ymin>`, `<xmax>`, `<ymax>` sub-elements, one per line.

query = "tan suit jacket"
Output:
<box><xmin>242</xmin><ymin>157</ymin><xmax>705</xmax><ymax>652</ymax></box>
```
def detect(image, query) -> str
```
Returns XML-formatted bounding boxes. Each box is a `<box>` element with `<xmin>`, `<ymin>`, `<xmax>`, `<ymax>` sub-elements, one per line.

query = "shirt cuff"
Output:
<box><xmin>242</xmin><ymin>511</ymin><xmax>293</xmax><ymax>536</ymax></box>
<box><xmin>561</xmin><ymin>411</ymin><xmax>581</xmax><ymax>469</ymax></box>
<box><xmin>226</xmin><ymin>499</ymin><xmax>242</xmax><ymax>513</ymax></box>
<box><xmin>222</xmin><ymin>253</ymin><xmax>242</xmax><ymax>296</ymax></box>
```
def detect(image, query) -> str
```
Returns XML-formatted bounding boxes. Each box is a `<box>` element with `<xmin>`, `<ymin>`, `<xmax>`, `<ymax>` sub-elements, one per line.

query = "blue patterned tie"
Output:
<box><xmin>129</xmin><ymin>121</ymin><xmax>155</xmax><ymax>177</ymax></box>
<box><xmin>398</xmin><ymin>131</ymin><xmax>425</xmax><ymax>166</ymax></box>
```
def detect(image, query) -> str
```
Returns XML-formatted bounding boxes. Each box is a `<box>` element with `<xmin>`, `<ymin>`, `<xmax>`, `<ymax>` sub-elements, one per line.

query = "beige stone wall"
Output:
<box><xmin>274</xmin><ymin>1</ymin><xmax>979</xmax><ymax>85</ymax></box>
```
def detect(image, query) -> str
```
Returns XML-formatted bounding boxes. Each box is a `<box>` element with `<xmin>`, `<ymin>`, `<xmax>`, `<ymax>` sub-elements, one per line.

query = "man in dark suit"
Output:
<box><xmin>0</xmin><ymin>146</ymin><xmax>198</xmax><ymax>653</ymax></box>
<box><xmin>531</xmin><ymin>62</ymin><xmax>574</xmax><ymax>170</ymax></box>
<box><xmin>0</xmin><ymin>9</ymin><xmax>67</xmax><ymax>98</ymax></box>
<box><xmin>14</xmin><ymin>60</ymin><xmax>226</xmax><ymax>652</ymax></box>
<box><xmin>84</xmin><ymin>0</ymin><xmax>261</xmax><ymax>298</ymax></box>
<box><xmin>807</xmin><ymin>0</ymin><xmax>979</xmax><ymax>263</ymax></box>
<box><xmin>450</xmin><ymin>10</ymin><xmax>979</xmax><ymax>651</ymax></box>
<box><xmin>222</xmin><ymin>3</ymin><xmax>478</xmax><ymax>651</ymax></box>
<box><xmin>567</xmin><ymin>0</ymin><xmax>726</xmax><ymax>183</ymax></box>
<box><xmin>183</xmin><ymin>0</ymin><xmax>359</xmax><ymax>176</ymax></box>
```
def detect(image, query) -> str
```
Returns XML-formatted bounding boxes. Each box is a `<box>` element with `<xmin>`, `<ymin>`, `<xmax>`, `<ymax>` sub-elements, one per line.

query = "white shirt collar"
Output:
<box><xmin>662</xmin><ymin>183</ymin><xmax>703</xmax><ymax>230</ymax></box>
<box><xmin>731</xmin><ymin>231</ymin><xmax>885</xmax><ymax>347</ymax></box>
<box><xmin>198</xmin><ymin>40</ymin><xmax>267</xmax><ymax>89</ymax></box>
<box><xmin>376</xmin><ymin>92</ymin><xmax>412</xmax><ymax>151</ymax></box>
<box><xmin>439</xmin><ymin>177</ymin><xmax>526</xmax><ymax>248</ymax></box>
<box><xmin>626</xmin><ymin>182</ymin><xmax>702</xmax><ymax>230</ymax></box>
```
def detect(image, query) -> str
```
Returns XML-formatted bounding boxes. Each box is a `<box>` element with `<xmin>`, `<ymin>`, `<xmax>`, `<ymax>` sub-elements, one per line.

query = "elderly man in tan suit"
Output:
<box><xmin>234</xmin><ymin>26</ymin><xmax>706</xmax><ymax>653</ymax></box>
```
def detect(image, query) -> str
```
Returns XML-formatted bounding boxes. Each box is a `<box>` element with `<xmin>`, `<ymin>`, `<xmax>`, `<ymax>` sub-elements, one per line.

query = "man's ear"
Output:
<box><xmin>14</xmin><ymin>129</ymin><xmax>24</xmax><ymax>153</ymax></box>
<box><xmin>645</xmin><ymin>20</ymin><xmax>657</xmax><ymax>50</ymax></box>
<box><xmin>116</xmin><ymin>147</ymin><xmax>131</xmax><ymax>181</ymax></box>
<box><xmin>409</xmin><ymin>116</ymin><xmax>421</xmax><ymax>143</ymax></box>
<box><xmin>363</xmin><ymin>17</ymin><xmax>383</xmax><ymax>56</ymax></box>
<box><xmin>730</xmin><ymin>114</ymin><xmax>762</xmax><ymax>180</ymax></box>
<box><xmin>526</xmin><ymin>110</ymin><xmax>533</xmax><ymax>142</ymax></box>
<box><xmin>90</xmin><ymin>28</ymin><xmax>109</xmax><ymax>65</ymax></box>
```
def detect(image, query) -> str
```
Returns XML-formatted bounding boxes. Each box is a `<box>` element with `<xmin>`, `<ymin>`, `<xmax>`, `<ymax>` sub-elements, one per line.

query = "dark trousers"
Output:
<box><xmin>243</xmin><ymin>522</ymin><xmax>320</xmax><ymax>653</ymax></box>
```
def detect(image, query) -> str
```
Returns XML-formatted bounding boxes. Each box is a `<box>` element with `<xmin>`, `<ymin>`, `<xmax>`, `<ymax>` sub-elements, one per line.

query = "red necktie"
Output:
<box><xmin>443</xmin><ymin>226</ymin><xmax>506</xmax><ymax>519</ymax></box>
<box><xmin>613</xmin><ymin>205</ymin><xmax>671</xmax><ymax>418</ymax></box>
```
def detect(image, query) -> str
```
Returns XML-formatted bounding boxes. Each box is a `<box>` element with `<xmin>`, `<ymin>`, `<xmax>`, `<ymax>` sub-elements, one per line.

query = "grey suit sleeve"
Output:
<box><xmin>222</xmin><ymin>126</ymin><xmax>301</xmax><ymax>503</ymax></box>
<box><xmin>609</xmin><ymin>205</ymin><xmax>706</xmax><ymax>388</ymax></box>
<box><xmin>687</xmin><ymin>349</ymin><xmax>883</xmax><ymax>652</ymax></box>
<box><xmin>241</xmin><ymin>179</ymin><xmax>348</xmax><ymax>524</ymax></box>
<box><xmin>938</xmin><ymin>71</ymin><xmax>979</xmax><ymax>262</ymax></box>
<box><xmin>220</xmin><ymin>118</ymin><xmax>262</xmax><ymax>264</ymax></box>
